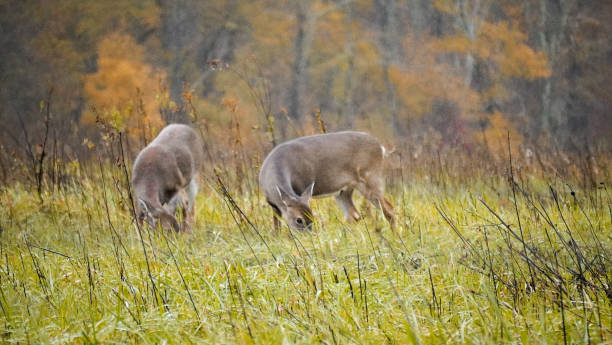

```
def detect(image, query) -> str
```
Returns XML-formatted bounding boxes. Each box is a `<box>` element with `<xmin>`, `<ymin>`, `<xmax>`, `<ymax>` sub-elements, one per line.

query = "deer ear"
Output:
<box><xmin>300</xmin><ymin>182</ymin><xmax>315</xmax><ymax>203</ymax></box>
<box><xmin>275</xmin><ymin>185</ymin><xmax>289</xmax><ymax>208</ymax></box>
<box><xmin>138</xmin><ymin>199</ymin><xmax>150</xmax><ymax>214</ymax></box>
<box><xmin>175</xmin><ymin>167</ymin><xmax>187</xmax><ymax>187</ymax></box>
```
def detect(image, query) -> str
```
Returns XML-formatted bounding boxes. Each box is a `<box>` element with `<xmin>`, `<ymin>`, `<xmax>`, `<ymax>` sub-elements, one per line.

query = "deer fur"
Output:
<box><xmin>132</xmin><ymin>124</ymin><xmax>203</xmax><ymax>232</ymax></box>
<box><xmin>258</xmin><ymin>131</ymin><xmax>395</xmax><ymax>231</ymax></box>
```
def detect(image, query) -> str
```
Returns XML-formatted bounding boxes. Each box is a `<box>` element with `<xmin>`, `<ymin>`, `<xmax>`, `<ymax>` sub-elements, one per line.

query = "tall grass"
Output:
<box><xmin>0</xmin><ymin>126</ymin><xmax>610</xmax><ymax>344</ymax></box>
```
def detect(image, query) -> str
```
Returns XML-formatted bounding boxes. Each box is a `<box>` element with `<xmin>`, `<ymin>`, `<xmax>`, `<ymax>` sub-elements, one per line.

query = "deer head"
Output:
<box><xmin>275</xmin><ymin>183</ymin><xmax>315</xmax><ymax>230</ymax></box>
<box><xmin>136</xmin><ymin>198</ymin><xmax>180</xmax><ymax>232</ymax></box>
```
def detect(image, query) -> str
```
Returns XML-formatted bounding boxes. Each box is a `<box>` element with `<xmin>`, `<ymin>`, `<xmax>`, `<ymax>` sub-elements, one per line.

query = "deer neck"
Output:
<box><xmin>134</xmin><ymin>179</ymin><xmax>163</xmax><ymax>209</ymax></box>
<box><xmin>275</xmin><ymin>168</ymin><xmax>301</xmax><ymax>199</ymax></box>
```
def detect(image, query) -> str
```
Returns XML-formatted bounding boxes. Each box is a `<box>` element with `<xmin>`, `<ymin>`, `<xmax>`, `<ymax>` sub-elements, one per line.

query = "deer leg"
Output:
<box><xmin>268</xmin><ymin>202</ymin><xmax>282</xmax><ymax>230</ymax></box>
<box><xmin>166</xmin><ymin>190</ymin><xmax>187</xmax><ymax>231</ymax></box>
<box><xmin>357</xmin><ymin>175</ymin><xmax>395</xmax><ymax>229</ymax></box>
<box><xmin>380</xmin><ymin>196</ymin><xmax>396</xmax><ymax>229</ymax></box>
<box><xmin>335</xmin><ymin>188</ymin><xmax>360</xmax><ymax>222</ymax></box>
<box><xmin>165</xmin><ymin>192</ymin><xmax>184</xmax><ymax>215</ymax></box>
<box><xmin>184</xmin><ymin>177</ymin><xmax>198</xmax><ymax>232</ymax></box>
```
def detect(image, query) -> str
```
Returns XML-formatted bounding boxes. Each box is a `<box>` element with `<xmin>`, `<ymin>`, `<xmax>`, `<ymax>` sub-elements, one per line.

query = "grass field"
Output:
<box><xmin>0</xmin><ymin>154</ymin><xmax>610</xmax><ymax>344</ymax></box>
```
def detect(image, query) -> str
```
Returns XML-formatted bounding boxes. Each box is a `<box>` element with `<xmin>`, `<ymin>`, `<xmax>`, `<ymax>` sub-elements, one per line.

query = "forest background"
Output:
<box><xmin>1</xmin><ymin>0</ymin><xmax>611</xmax><ymax>179</ymax></box>
<box><xmin>1</xmin><ymin>2</ymin><xmax>611</xmax><ymax>343</ymax></box>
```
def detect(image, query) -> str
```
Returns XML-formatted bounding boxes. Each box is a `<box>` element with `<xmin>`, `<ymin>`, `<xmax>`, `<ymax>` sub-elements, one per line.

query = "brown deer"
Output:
<box><xmin>132</xmin><ymin>124</ymin><xmax>203</xmax><ymax>232</ymax></box>
<box><xmin>258</xmin><ymin>131</ymin><xmax>395</xmax><ymax>231</ymax></box>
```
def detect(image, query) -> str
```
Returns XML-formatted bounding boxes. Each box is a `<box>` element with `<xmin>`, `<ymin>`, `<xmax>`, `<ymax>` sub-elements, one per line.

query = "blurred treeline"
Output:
<box><xmin>1</xmin><ymin>0</ymin><xmax>610</xmax><ymax>180</ymax></box>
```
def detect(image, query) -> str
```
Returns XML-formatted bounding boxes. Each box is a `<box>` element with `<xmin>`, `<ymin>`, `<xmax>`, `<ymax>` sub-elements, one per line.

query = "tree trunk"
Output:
<box><xmin>527</xmin><ymin>0</ymin><xmax>573</xmax><ymax>136</ymax></box>
<box><xmin>376</xmin><ymin>0</ymin><xmax>403</xmax><ymax>135</ymax></box>
<box><xmin>342</xmin><ymin>2</ymin><xmax>356</xmax><ymax>129</ymax></box>
<box><xmin>158</xmin><ymin>0</ymin><xmax>195</xmax><ymax>123</ymax></box>
<box><xmin>288</xmin><ymin>0</ymin><xmax>313</xmax><ymax>125</ymax></box>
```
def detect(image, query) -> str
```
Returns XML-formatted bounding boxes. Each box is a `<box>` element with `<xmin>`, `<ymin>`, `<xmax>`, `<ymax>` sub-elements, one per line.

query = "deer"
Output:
<box><xmin>258</xmin><ymin>131</ymin><xmax>395</xmax><ymax>231</ymax></box>
<box><xmin>132</xmin><ymin>124</ymin><xmax>204</xmax><ymax>232</ymax></box>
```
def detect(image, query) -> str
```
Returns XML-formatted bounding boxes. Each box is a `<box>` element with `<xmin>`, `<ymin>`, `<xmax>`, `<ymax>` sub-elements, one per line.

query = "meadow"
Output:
<box><xmin>2</xmin><ymin>0</ymin><xmax>611</xmax><ymax>342</ymax></box>
<box><xmin>0</xmin><ymin>137</ymin><xmax>610</xmax><ymax>344</ymax></box>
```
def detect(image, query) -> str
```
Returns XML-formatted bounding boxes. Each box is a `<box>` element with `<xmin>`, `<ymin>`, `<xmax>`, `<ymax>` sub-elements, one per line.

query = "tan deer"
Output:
<box><xmin>258</xmin><ymin>131</ymin><xmax>395</xmax><ymax>231</ymax></box>
<box><xmin>132</xmin><ymin>124</ymin><xmax>203</xmax><ymax>232</ymax></box>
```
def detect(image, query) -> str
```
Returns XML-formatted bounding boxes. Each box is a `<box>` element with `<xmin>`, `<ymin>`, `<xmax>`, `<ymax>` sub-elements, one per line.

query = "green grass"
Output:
<box><xmin>0</xmin><ymin>168</ymin><xmax>610</xmax><ymax>344</ymax></box>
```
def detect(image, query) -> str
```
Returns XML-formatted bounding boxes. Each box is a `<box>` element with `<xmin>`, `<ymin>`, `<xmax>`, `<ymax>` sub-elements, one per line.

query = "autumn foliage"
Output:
<box><xmin>0</xmin><ymin>0</ymin><xmax>610</xmax><ymax>167</ymax></box>
<box><xmin>83</xmin><ymin>32</ymin><xmax>165</xmax><ymax>138</ymax></box>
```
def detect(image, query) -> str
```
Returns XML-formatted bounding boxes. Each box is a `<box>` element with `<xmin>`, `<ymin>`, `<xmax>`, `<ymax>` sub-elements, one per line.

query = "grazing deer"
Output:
<box><xmin>258</xmin><ymin>131</ymin><xmax>395</xmax><ymax>231</ymax></box>
<box><xmin>132</xmin><ymin>124</ymin><xmax>203</xmax><ymax>232</ymax></box>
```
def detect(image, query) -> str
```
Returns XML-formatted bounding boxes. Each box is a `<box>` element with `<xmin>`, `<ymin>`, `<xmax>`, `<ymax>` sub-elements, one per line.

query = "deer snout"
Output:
<box><xmin>151</xmin><ymin>208</ymin><xmax>179</xmax><ymax>232</ymax></box>
<box><xmin>139</xmin><ymin>201</ymin><xmax>181</xmax><ymax>232</ymax></box>
<box><xmin>305</xmin><ymin>222</ymin><xmax>313</xmax><ymax>231</ymax></box>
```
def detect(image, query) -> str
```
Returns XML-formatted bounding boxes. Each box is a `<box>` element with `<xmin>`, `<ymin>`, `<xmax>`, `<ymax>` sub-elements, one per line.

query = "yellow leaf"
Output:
<box><xmin>83</xmin><ymin>32</ymin><xmax>166</xmax><ymax>137</ymax></box>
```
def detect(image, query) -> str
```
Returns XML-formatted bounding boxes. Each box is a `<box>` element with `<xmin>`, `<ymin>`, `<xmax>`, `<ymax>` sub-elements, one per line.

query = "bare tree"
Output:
<box><xmin>375</xmin><ymin>0</ymin><xmax>402</xmax><ymax>135</ymax></box>
<box><xmin>287</xmin><ymin>0</ymin><xmax>314</xmax><ymax>125</ymax></box>
<box><xmin>525</xmin><ymin>0</ymin><xmax>574</xmax><ymax>136</ymax></box>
